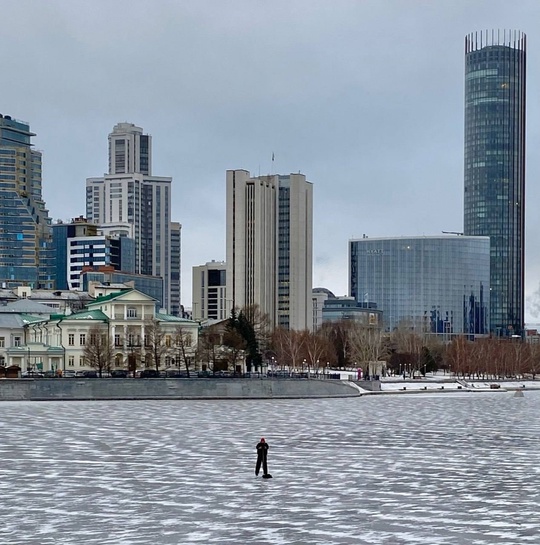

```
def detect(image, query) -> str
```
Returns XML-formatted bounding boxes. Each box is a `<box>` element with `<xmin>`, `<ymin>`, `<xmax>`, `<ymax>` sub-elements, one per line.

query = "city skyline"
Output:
<box><xmin>3</xmin><ymin>1</ymin><xmax>540</xmax><ymax>321</ymax></box>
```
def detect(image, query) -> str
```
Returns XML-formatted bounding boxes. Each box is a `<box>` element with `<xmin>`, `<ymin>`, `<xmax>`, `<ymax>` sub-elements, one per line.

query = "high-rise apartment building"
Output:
<box><xmin>86</xmin><ymin>123</ymin><xmax>180</xmax><ymax>313</ymax></box>
<box><xmin>226</xmin><ymin>169</ymin><xmax>313</xmax><ymax>330</ymax></box>
<box><xmin>0</xmin><ymin>114</ymin><xmax>54</xmax><ymax>289</ymax></box>
<box><xmin>170</xmin><ymin>222</ymin><xmax>182</xmax><ymax>317</ymax></box>
<box><xmin>464</xmin><ymin>31</ymin><xmax>526</xmax><ymax>337</ymax></box>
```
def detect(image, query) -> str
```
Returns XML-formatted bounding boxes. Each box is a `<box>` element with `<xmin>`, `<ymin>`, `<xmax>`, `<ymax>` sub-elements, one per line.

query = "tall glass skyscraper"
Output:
<box><xmin>464</xmin><ymin>30</ymin><xmax>526</xmax><ymax>337</ymax></box>
<box><xmin>0</xmin><ymin>114</ymin><xmax>54</xmax><ymax>289</ymax></box>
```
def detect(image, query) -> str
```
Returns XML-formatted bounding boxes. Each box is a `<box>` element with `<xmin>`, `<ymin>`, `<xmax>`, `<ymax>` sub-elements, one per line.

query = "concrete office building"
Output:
<box><xmin>0</xmin><ymin>114</ymin><xmax>55</xmax><ymax>289</ymax></box>
<box><xmin>81</xmin><ymin>272</ymin><xmax>164</xmax><ymax>310</ymax></box>
<box><xmin>349</xmin><ymin>236</ymin><xmax>490</xmax><ymax>337</ymax></box>
<box><xmin>312</xmin><ymin>287</ymin><xmax>335</xmax><ymax>331</ymax></box>
<box><xmin>226</xmin><ymin>169</ymin><xmax>313</xmax><ymax>330</ymax></box>
<box><xmin>192</xmin><ymin>261</ymin><xmax>227</xmax><ymax>322</ymax></box>
<box><xmin>322</xmin><ymin>297</ymin><xmax>382</xmax><ymax>327</ymax></box>
<box><xmin>52</xmin><ymin>217</ymin><xmax>135</xmax><ymax>291</ymax></box>
<box><xmin>464</xmin><ymin>31</ymin><xmax>526</xmax><ymax>336</ymax></box>
<box><xmin>86</xmin><ymin>123</ymin><xmax>180</xmax><ymax>314</ymax></box>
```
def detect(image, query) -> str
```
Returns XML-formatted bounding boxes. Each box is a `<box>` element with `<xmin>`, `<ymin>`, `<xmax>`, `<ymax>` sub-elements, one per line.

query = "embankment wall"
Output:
<box><xmin>0</xmin><ymin>378</ymin><xmax>360</xmax><ymax>401</ymax></box>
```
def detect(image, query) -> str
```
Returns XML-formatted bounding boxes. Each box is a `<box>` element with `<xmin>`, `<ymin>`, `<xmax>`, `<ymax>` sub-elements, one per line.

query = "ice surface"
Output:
<box><xmin>0</xmin><ymin>392</ymin><xmax>539</xmax><ymax>544</ymax></box>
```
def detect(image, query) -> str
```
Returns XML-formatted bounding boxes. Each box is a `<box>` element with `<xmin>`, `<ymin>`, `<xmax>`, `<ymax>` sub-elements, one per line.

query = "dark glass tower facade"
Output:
<box><xmin>0</xmin><ymin>114</ymin><xmax>55</xmax><ymax>289</ymax></box>
<box><xmin>464</xmin><ymin>31</ymin><xmax>526</xmax><ymax>337</ymax></box>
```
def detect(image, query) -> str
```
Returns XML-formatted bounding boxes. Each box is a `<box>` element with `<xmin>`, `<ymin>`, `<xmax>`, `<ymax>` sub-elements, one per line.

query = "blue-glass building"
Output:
<box><xmin>349</xmin><ymin>236</ymin><xmax>490</xmax><ymax>337</ymax></box>
<box><xmin>464</xmin><ymin>31</ymin><xmax>526</xmax><ymax>337</ymax></box>
<box><xmin>52</xmin><ymin>218</ymin><xmax>136</xmax><ymax>290</ymax></box>
<box><xmin>81</xmin><ymin>271</ymin><xmax>164</xmax><ymax>310</ymax></box>
<box><xmin>0</xmin><ymin>114</ymin><xmax>54</xmax><ymax>289</ymax></box>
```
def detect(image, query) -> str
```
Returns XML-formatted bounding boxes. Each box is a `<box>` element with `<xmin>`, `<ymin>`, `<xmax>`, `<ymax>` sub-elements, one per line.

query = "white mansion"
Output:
<box><xmin>1</xmin><ymin>289</ymin><xmax>199</xmax><ymax>374</ymax></box>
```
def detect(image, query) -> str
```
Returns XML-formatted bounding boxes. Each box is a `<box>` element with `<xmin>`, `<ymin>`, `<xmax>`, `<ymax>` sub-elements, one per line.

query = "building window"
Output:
<box><xmin>68</xmin><ymin>334</ymin><xmax>75</xmax><ymax>346</ymax></box>
<box><xmin>68</xmin><ymin>356</ymin><xmax>75</xmax><ymax>367</ymax></box>
<box><xmin>165</xmin><ymin>335</ymin><xmax>172</xmax><ymax>347</ymax></box>
<box><xmin>127</xmin><ymin>307</ymin><xmax>137</xmax><ymax>319</ymax></box>
<box><xmin>80</xmin><ymin>334</ymin><xmax>86</xmax><ymax>346</ymax></box>
<box><xmin>80</xmin><ymin>356</ymin><xmax>85</xmax><ymax>366</ymax></box>
<box><xmin>14</xmin><ymin>336</ymin><xmax>21</xmax><ymax>347</ymax></box>
<box><xmin>114</xmin><ymin>334</ymin><xmax>121</xmax><ymax>347</ymax></box>
<box><xmin>0</xmin><ymin>337</ymin><xmax>4</xmax><ymax>348</ymax></box>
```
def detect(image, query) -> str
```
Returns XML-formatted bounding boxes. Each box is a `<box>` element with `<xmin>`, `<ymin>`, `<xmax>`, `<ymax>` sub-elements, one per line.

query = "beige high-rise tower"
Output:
<box><xmin>226</xmin><ymin>169</ymin><xmax>313</xmax><ymax>331</ymax></box>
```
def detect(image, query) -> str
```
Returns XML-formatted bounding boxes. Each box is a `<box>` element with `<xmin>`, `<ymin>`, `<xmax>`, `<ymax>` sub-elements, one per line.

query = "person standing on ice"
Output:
<box><xmin>255</xmin><ymin>437</ymin><xmax>269</xmax><ymax>476</ymax></box>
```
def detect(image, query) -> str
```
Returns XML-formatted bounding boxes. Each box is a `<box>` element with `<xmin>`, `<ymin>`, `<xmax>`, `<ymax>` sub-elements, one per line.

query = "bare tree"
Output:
<box><xmin>222</xmin><ymin>327</ymin><xmax>247</xmax><ymax>374</ymax></box>
<box><xmin>196</xmin><ymin>329</ymin><xmax>221</xmax><ymax>373</ymax></box>
<box><xmin>527</xmin><ymin>343</ymin><xmax>540</xmax><ymax>379</ymax></box>
<box><xmin>391</xmin><ymin>325</ymin><xmax>424</xmax><ymax>376</ymax></box>
<box><xmin>173</xmin><ymin>326</ymin><xmax>195</xmax><ymax>377</ymax></box>
<box><xmin>125</xmin><ymin>324</ymin><xmax>142</xmax><ymax>377</ymax></box>
<box><xmin>319</xmin><ymin>321</ymin><xmax>353</xmax><ymax>368</ymax></box>
<box><xmin>271</xmin><ymin>328</ymin><xmax>306</xmax><ymax>372</ymax></box>
<box><xmin>301</xmin><ymin>329</ymin><xmax>332</xmax><ymax>375</ymax></box>
<box><xmin>348</xmin><ymin>324</ymin><xmax>389</xmax><ymax>378</ymax></box>
<box><xmin>83</xmin><ymin>325</ymin><xmax>114</xmax><ymax>378</ymax></box>
<box><xmin>144</xmin><ymin>318</ymin><xmax>168</xmax><ymax>372</ymax></box>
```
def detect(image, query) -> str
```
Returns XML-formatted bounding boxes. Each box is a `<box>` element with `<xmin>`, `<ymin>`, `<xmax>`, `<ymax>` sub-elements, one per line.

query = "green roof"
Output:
<box><xmin>155</xmin><ymin>312</ymin><xmax>196</xmax><ymax>324</ymax></box>
<box><xmin>88</xmin><ymin>289</ymin><xmax>133</xmax><ymax>305</ymax></box>
<box><xmin>63</xmin><ymin>309</ymin><xmax>109</xmax><ymax>322</ymax></box>
<box><xmin>20</xmin><ymin>314</ymin><xmax>49</xmax><ymax>325</ymax></box>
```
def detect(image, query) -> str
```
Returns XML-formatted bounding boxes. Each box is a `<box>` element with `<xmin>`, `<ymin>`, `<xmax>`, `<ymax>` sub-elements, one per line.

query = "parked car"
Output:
<box><xmin>63</xmin><ymin>370</ymin><xmax>76</xmax><ymax>378</ymax></box>
<box><xmin>111</xmin><ymin>370</ymin><xmax>128</xmax><ymax>378</ymax></box>
<box><xmin>197</xmin><ymin>370</ymin><xmax>212</xmax><ymax>378</ymax></box>
<box><xmin>82</xmin><ymin>370</ymin><xmax>98</xmax><ymax>378</ymax></box>
<box><xmin>22</xmin><ymin>371</ymin><xmax>44</xmax><ymax>378</ymax></box>
<box><xmin>165</xmin><ymin>369</ymin><xmax>190</xmax><ymax>378</ymax></box>
<box><xmin>140</xmin><ymin>369</ymin><xmax>160</xmax><ymax>378</ymax></box>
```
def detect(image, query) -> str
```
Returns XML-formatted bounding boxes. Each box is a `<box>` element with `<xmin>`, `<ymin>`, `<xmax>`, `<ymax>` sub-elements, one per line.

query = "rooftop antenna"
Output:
<box><xmin>442</xmin><ymin>231</ymin><xmax>464</xmax><ymax>236</ymax></box>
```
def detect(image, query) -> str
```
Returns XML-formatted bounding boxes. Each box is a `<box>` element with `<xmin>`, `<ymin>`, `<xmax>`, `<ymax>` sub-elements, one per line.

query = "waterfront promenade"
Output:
<box><xmin>1</xmin><ymin>374</ymin><xmax>538</xmax><ymax>401</ymax></box>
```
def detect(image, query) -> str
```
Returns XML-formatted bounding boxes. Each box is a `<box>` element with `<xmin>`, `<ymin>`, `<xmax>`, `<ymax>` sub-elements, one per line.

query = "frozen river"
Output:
<box><xmin>1</xmin><ymin>391</ymin><xmax>539</xmax><ymax>544</ymax></box>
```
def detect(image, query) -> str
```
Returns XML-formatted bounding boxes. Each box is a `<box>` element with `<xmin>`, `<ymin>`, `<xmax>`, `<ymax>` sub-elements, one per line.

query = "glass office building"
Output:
<box><xmin>349</xmin><ymin>236</ymin><xmax>490</xmax><ymax>336</ymax></box>
<box><xmin>0</xmin><ymin>114</ymin><xmax>54</xmax><ymax>289</ymax></box>
<box><xmin>81</xmin><ymin>271</ymin><xmax>164</xmax><ymax>310</ymax></box>
<box><xmin>464</xmin><ymin>31</ymin><xmax>526</xmax><ymax>336</ymax></box>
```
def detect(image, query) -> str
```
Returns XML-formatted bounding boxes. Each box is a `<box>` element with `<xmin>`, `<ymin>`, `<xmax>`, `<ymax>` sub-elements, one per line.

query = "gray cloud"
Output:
<box><xmin>3</xmin><ymin>0</ymin><xmax>540</xmax><ymax>319</ymax></box>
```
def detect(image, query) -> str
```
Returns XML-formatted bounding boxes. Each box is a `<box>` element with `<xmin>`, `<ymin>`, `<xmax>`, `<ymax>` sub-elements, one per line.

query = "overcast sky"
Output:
<box><xmin>3</xmin><ymin>1</ymin><xmax>540</xmax><ymax>320</ymax></box>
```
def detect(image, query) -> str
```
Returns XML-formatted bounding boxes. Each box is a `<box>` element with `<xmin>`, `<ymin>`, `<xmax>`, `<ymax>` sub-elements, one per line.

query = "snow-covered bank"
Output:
<box><xmin>360</xmin><ymin>377</ymin><xmax>540</xmax><ymax>394</ymax></box>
